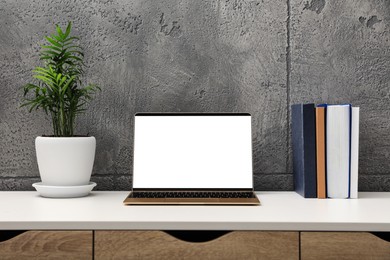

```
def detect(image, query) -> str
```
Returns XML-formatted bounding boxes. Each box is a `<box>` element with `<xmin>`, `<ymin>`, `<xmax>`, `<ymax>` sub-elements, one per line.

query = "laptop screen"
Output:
<box><xmin>132</xmin><ymin>114</ymin><xmax>253</xmax><ymax>189</ymax></box>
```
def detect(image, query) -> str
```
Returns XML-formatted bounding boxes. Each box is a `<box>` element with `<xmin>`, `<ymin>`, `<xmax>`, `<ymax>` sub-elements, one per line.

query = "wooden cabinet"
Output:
<box><xmin>95</xmin><ymin>231</ymin><xmax>299</xmax><ymax>260</ymax></box>
<box><xmin>0</xmin><ymin>231</ymin><xmax>92</xmax><ymax>260</ymax></box>
<box><xmin>301</xmin><ymin>232</ymin><xmax>390</xmax><ymax>260</ymax></box>
<box><xmin>1</xmin><ymin>230</ymin><xmax>389</xmax><ymax>259</ymax></box>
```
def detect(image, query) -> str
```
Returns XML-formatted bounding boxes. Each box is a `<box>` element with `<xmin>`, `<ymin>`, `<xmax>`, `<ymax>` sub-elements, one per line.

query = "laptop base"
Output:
<box><xmin>123</xmin><ymin>192</ymin><xmax>261</xmax><ymax>205</ymax></box>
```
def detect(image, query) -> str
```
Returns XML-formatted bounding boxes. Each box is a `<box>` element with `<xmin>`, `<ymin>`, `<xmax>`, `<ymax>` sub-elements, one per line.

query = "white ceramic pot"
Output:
<box><xmin>35</xmin><ymin>136</ymin><xmax>96</xmax><ymax>186</ymax></box>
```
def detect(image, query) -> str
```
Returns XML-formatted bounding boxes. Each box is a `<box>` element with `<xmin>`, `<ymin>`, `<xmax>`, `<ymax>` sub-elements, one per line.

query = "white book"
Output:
<box><xmin>326</xmin><ymin>104</ymin><xmax>351</xmax><ymax>199</ymax></box>
<box><xmin>350</xmin><ymin>107</ymin><xmax>360</xmax><ymax>198</ymax></box>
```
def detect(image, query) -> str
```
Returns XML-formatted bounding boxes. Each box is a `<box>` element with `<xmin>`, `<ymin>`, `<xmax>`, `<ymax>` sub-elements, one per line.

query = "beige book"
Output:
<box><xmin>316</xmin><ymin>107</ymin><xmax>326</xmax><ymax>199</ymax></box>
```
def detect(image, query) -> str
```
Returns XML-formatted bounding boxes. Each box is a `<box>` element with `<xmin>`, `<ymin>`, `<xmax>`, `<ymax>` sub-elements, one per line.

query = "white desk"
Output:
<box><xmin>1</xmin><ymin>191</ymin><xmax>389</xmax><ymax>231</ymax></box>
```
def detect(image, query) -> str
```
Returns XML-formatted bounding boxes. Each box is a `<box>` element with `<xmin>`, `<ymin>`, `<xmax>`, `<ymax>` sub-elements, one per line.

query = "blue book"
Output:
<box><xmin>292</xmin><ymin>104</ymin><xmax>317</xmax><ymax>198</ymax></box>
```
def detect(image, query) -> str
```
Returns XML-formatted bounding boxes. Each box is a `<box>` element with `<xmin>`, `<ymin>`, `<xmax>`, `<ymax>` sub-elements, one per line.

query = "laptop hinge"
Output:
<box><xmin>132</xmin><ymin>188</ymin><xmax>254</xmax><ymax>192</ymax></box>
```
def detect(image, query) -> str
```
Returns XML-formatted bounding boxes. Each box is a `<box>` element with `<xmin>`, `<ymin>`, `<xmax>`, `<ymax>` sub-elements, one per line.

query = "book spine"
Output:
<box><xmin>292</xmin><ymin>104</ymin><xmax>317</xmax><ymax>198</ymax></box>
<box><xmin>303</xmin><ymin>104</ymin><xmax>317</xmax><ymax>198</ymax></box>
<box><xmin>316</xmin><ymin>107</ymin><xmax>326</xmax><ymax>199</ymax></box>
<box><xmin>292</xmin><ymin>104</ymin><xmax>305</xmax><ymax>198</ymax></box>
<box><xmin>348</xmin><ymin>105</ymin><xmax>352</xmax><ymax>198</ymax></box>
<box><xmin>326</xmin><ymin>105</ymin><xmax>351</xmax><ymax>199</ymax></box>
<box><xmin>350</xmin><ymin>107</ymin><xmax>360</xmax><ymax>198</ymax></box>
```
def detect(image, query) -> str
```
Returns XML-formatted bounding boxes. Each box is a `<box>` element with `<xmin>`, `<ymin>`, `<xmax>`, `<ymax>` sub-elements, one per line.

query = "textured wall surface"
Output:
<box><xmin>0</xmin><ymin>0</ymin><xmax>389</xmax><ymax>191</ymax></box>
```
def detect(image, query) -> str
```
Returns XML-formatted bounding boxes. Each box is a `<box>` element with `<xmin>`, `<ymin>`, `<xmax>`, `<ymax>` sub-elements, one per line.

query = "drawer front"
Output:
<box><xmin>0</xmin><ymin>231</ymin><xmax>92</xmax><ymax>260</ymax></box>
<box><xmin>301</xmin><ymin>232</ymin><xmax>390</xmax><ymax>260</ymax></box>
<box><xmin>95</xmin><ymin>231</ymin><xmax>298</xmax><ymax>260</ymax></box>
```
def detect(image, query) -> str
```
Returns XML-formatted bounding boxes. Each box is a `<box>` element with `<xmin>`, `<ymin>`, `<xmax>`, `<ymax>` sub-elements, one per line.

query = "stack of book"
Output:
<box><xmin>292</xmin><ymin>103</ymin><xmax>360</xmax><ymax>199</ymax></box>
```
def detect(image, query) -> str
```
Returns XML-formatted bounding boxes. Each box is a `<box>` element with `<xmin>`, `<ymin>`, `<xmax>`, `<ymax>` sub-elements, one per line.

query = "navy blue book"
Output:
<box><xmin>292</xmin><ymin>104</ymin><xmax>317</xmax><ymax>198</ymax></box>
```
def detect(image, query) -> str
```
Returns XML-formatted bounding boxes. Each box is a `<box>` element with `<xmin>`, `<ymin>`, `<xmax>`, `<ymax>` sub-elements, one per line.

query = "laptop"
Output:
<box><xmin>123</xmin><ymin>113</ymin><xmax>260</xmax><ymax>205</ymax></box>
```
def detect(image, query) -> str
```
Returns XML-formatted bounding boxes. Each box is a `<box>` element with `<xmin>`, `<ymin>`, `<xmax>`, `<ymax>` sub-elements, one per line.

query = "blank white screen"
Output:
<box><xmin>133</xmin><ymin>115</ymin><xmax>253</xmax><ymax>189</ymax></box>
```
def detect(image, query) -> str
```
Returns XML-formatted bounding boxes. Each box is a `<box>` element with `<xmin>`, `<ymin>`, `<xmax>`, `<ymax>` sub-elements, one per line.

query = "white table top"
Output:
<box><xmin>0</xmin><ymin>191</ymin><xmax>389</xmax><ymax>231</ymax></box>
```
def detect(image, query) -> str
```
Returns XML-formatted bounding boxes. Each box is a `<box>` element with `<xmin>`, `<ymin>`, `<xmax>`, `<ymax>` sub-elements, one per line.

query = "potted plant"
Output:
<box><xmin>22</xmin><ymin>22</ymin><xmax>100</xmax><ymax>197</ymax></box>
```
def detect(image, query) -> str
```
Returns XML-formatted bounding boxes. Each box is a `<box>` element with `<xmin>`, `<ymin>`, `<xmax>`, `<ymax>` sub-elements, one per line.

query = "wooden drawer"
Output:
<box><xmin>0</xmin><ymin>230</ymin><xmax>92</xmax><ymax>260</ymax></box>
<box><xmin>301</xmin><ymin>232</ymin><xmax>390</xmax><ymax>260</ymax></box>
<box><xmin>95</xmin><ymin>230</ymin><xmax>299</xmax><ymax>260</ymax></box>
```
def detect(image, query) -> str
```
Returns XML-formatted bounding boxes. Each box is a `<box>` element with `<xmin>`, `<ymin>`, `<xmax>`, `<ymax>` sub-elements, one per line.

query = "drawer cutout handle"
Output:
<box><xmin>0</xmin><ymin>230</ymin><xmax>28</xmax><ymax>243</ymax></box>
<box><xmin>371</xmin><ymin>232</ymin><xmax>390</xmax><ymax>242</ymax></box>
<box><xmin>163</xmin><ymin>230</ymin><xmax>231</xmax><ymax>243</ymax></box>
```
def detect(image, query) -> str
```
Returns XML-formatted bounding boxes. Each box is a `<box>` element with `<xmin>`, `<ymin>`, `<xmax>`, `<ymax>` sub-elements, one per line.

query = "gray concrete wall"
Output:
<box><xmin>0</xmin><ymin>0</ymin><xmax>389</xmax><ymax>191</ymax></box>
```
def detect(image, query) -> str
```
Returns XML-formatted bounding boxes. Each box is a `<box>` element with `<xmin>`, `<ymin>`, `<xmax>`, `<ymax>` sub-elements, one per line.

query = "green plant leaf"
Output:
<box><xmin>56</xmin><ymin>24</ymin><xmax>64</xmax><ymax>38</ymax></box>
<box><xmin>22</xmin><ymin>83</ymin><xmax>39</xmax><ymax>97</ymax></box>
<box><xmin>41</xmin><ymin>50</ymin><xmax>61</xmax><ymax>56</ymax></box>
<box><xmin>63</xmin><ymin>36</ymin><xmax>80</xmax><ymax>43</ymax></box>
<box><xmin>68</xmin><ymin>55</ymin><xmax>83</xmax><ymax>61</ymax></box>
<box><xmin>41</xmin><ymin>45</ymin><xmax>62</xmax><ymax>52</ymax></box>
<box><xmin>59</xmin><ymin>75</ymin><xmax>68</xmax><ymax>87</ymax></box>
<box><xmin>61</xmin><ymin>76</ymin><xmax>76</xmax><ymax>95</ymax></box>
<box><xmin>51</xmin><ymin>34</ymin><xmax>63</xmax><ymax>42</ymax></box>
<box><xmin>56</xmin><ymin>73</ymin><xmax>63</xmax><ymax>84</ymax></box>
<box><xmin>40</xmin><ymin>56</ymin><xmax>53</xmax><ymax>60</ymax></box>
<box><xmin>33</xmin><ymin>75</ymin><xmax>55</xmax><ymax>86</ymax></box>
<box><xmin>45</xmin><ymin>36</ymin><xmax>62</xmax><ymax>48</ymax></box>
<box><xmin>33</xmin><ymin>67</ymin><xmax>57</xmax><ymax>78</ymax></box>
<box><xmin>64</xmin><ymin>21</ymin><xmax>72</xmax><ymax>38</ymax></box>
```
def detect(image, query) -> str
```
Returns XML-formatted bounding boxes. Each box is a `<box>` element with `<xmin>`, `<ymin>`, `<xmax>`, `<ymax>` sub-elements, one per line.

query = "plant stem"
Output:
<box><xmin>51</xmin><ymin>112</ymin><xmax>57</xmax><ymax>136</ymax></box>
<box><xmin>59</xmin><ymin>98</ymin><xmax>65</xmax><ymax>136</ymax></box>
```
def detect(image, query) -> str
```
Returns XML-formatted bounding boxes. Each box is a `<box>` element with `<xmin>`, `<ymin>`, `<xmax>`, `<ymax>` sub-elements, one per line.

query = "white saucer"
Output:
<box><xmin>32</xmin><ymin>182</ymin><xmax>97</xmax><ymax>198</ymax></box>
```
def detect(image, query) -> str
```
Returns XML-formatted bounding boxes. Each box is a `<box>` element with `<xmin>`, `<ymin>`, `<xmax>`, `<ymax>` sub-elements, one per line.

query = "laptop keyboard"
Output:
<box><xmin>131</xmin><ymin>191</ymin><xmax>255</xmax><ymax>199</ymax></box>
